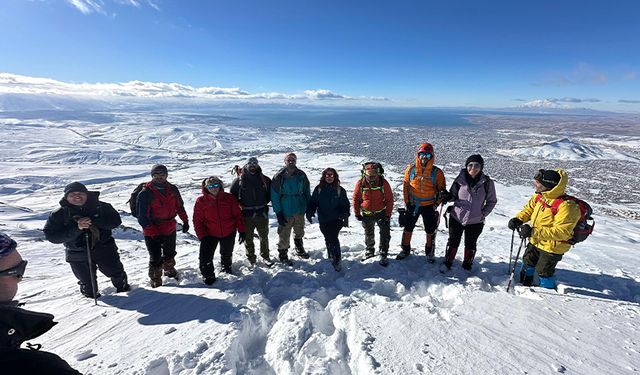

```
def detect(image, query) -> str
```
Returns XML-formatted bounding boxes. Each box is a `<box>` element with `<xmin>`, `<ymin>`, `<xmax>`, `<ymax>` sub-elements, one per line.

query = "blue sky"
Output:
<box><xmin>1</xmin><ymin>0</ymin><xmax>639</xmax><ymax>110</ymax></box>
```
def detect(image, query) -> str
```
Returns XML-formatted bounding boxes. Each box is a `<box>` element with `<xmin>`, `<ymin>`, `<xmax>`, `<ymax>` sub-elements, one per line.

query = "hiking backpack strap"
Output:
<box><xmin>408</xmin><ymin>165</ymin><xmax>439</xmax><ymax>215</ymax></box>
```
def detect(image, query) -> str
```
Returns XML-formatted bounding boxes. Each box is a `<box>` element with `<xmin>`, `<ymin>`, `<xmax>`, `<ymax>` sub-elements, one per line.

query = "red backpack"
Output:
<box><xmin>534</xmin><ymin>194</ymin><xmax>595</xmax><ymax>245</ymax></box>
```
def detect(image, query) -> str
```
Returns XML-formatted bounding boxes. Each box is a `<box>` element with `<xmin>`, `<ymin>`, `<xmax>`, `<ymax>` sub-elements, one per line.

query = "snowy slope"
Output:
<box><xmin>497</xmin><ymin>138</ymin><xmax>640</xmax><ymax>162</ymax></box>
<box><xmin>1</xmin><ymin>114</ymin><xmax>639</xmax><ymax>375</ymax></box>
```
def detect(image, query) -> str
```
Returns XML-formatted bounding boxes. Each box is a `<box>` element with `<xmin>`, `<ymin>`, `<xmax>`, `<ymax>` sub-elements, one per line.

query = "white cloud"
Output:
<box><xmin>67</xmin><ymin>0</ymin><xmax>105</xmax><ymax>14</ymax></box>
<box><xmin>67</xmin><ymin>0</ymin><xmax>160</xmax><ymax>14</ymax></box>
<box><xmin>0</xmin><ymin>73</ymin><xmax>388</xmax><ymax>103</ymax></box>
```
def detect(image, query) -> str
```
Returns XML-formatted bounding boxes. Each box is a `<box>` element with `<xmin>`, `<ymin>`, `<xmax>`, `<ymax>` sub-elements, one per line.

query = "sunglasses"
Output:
<box><xmin>325</xmin><ymin>173</ymin><xmax>335</xmax><ymax>177</ymax></box>
<box><xmin>467</xmin><ymin>162</ymin><xmax>482</xmax><ymax>169</ymax></box>
<box><xmin>418</xmin><ymin>152</ymin><xmax>432</xmax><ymax>159</ymax></box>
<box><xmin>0</xmin><ymin>260</ymin><xmax>27</xmax><ymax>279</ymax></box>
<box><xmin>152</xmin><ymin>173</ymin><xmax>167</xmax><ymax>177</ymax></box>
<box><xmin>206</xmin><ymin>183</ymin><xmax>222</xmax><ymax>189</ymax></box>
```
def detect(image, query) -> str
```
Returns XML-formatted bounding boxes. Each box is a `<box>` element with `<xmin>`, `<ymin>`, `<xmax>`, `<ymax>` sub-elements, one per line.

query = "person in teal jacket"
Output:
<box><xmin>271</xmin><ymin>152</ymin><xmax>311</xmax><ymax>265</ymax></box>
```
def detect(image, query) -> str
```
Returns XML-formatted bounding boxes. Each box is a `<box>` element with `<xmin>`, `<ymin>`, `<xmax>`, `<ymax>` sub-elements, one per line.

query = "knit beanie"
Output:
<box><xmin>535</xmin><ymin>169</ymin><xmax>561</xmax><ymax>189</ymax></box>
<box><xmin>465</xmin><ymin>154</ymin><xmax>484</xmax><ymax>168</ymax></box>
<box><xmin>150</xmin><ymin>164</ymin><xmax>168</xmax><ymax>175</ymax></box>
<box><xmin>63</xmin><ymin>182</ymin><xmax>88</xmax><ymax>197</ymax></box>
<box><xmin>0</xmin><ymin>233</ymin><xmax>17</xmax><ymax>258</ymax></box>
<box><xmin>247</xmin><ymin>157</ymin><xmax>259</xmax><ymax>166</ymax></box>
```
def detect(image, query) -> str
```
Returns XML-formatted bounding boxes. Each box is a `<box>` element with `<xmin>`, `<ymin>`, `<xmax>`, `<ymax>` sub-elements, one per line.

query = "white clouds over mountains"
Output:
<box><xmin>0</xmin><ymin>73</ymin><xmax>388</xmax><ymax>103</ymax></box>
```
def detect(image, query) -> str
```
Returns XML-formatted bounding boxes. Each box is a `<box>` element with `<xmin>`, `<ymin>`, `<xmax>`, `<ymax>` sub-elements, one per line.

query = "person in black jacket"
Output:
<box><xmin>306</xmin><ymin>168</ymin><xmax>350</xmax><ymax>270</ymax></box>
<box><xmin>230</xmin><ymin>157</ymin><xmax>272</xmax><ymax>265</ymax></box>
<box><xmin>0</xmin><ymin>232</ymin><xmax>81</xmax><ymax>374</ymax></box>
<box><xmin>43</xmin><ymin>182</ymin><xmax>129</xmax><ymax>298</ymax></box>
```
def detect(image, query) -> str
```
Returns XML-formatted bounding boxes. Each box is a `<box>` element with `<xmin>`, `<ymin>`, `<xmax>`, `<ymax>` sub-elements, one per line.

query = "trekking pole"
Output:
<box><xmin>506</xmin><ymin>233</ymin><xmax>526</xmax><ymax>293</ymax></box>
<box><xmin>85</xmin><ymin>231</ymin><xmax>98</xmax><ymax>305</ymax></box>
<box><xmin>508</xmin><ymin>229</ymin><xmax>515</xmax><ymax>275</ymax></box>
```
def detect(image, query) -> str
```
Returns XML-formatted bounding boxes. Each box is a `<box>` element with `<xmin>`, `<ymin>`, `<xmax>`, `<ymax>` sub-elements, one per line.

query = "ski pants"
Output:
<box><xmin>522</xmin><ymin>243</ymin><xmax>563</xmax><ymax>278</ymax></box>
<box><xmin>277</xmin><ymin>214</ymin><xmax>305</xmax><ymax>250</ymax></box>
<box><xmin>320</xmin><ymin>219</ymin><xmax>343</xmax><ymax>260</ymax></box>
<box><xmin>447</xmin><ymin>216</ymin><xmax>484</xmax><ymax>250</ymax></box>
<box><xmin>144</xmin><ymin>232</ymin><xmax>177</xmax><ymax>268</ymax></box>
<box><xmin>243</xmin><ymin>215</ymin><xmax>270</xmax><ymax>261</ymax></box>
<box><xmin>199</xmin><ymin>232</ymin><xmax>235</xmax><ymax>277</ymax></box>
<box><xmin>362</xmin><ymin>214</ymin><xmax>390</xmax><ymax>253</ymax></box>
<box><xmin>68</xmin><ymin>248</ymin><xmax>127</xmax><ymax>296</ymax></box>
<box><xmin>403</xmin><ymin>205</ymin><xmax>438</xmax><ymax>234</ymax></box>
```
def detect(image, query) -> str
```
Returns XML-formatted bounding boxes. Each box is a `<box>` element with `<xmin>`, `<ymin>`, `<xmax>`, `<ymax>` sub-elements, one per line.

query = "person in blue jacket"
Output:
<box><xmin>306</xmin><ymin>168</ymin><xmax>350</xmax><ymax>271</ymax></box>
<box><xmin>271</xmin><ymin>152</ymin><xmax>311</xmax><ymax>265</ymax></box>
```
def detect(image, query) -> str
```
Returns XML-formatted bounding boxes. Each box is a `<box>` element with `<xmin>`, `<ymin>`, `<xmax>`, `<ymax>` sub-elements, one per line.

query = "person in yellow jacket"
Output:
<box><xmin>397</xmin><ymin>143</ymin><xmax>447</xmax><ymax>262</ymax></box>
<box><xmin>508</xmin><ymin>168</ymin><xmax>580</xmax><ymax>289</ymax></box>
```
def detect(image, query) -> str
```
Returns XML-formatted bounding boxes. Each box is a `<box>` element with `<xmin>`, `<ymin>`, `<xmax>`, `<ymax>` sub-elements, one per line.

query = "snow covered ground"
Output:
<box><xmin>1</xmin><ymin>111</ymin><xmax>639</xmax><ymax>374</ymax></box>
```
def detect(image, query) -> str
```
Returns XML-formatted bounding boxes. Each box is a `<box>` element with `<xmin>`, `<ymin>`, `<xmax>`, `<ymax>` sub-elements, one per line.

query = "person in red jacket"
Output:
<box><xmin>353</xmin><ymin>162</ymin><xmax>394</xmax><ymax>265</ymax></box>
<box><xmin>193</xmin><ymin>176</ymin><xmax>245</xmax><ymax>284</ymax></box>
<box><xmin>136</xmin><ymin>164</ymin><xmax>189</xmax><ymax>288</ymax></box>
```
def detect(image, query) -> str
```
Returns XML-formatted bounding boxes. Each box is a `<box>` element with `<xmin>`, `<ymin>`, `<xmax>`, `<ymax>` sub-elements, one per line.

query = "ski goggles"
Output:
<box><xmin>534</xmin><ymin>169</ymin><xmax>558</xmax><ymax>185</ymax></box>
<box><xmin>0</xmin><ymin>260</ymin><xmax>27</xmax><ymax>279</ymax></box>
<box><xmin>467</xmin><ymin>162</ymin><xmax>482</xmax><ymax>169</ymax></box>
<box><xmin>206</xmin><ymin>183</ymin><xmax>222</xmax><ymax>189</ymax></box>
<box><xmin>418</xmin><ymin>152</ymin><xmax>432</xmax><ymax>159</ymax></box>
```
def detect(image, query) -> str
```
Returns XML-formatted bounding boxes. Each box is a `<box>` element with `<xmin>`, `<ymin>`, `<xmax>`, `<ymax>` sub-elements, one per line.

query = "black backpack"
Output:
<box><xmin>127</xmin><ymin>183</ymin><xmax>146</xmax><ymax>218</ymax></box>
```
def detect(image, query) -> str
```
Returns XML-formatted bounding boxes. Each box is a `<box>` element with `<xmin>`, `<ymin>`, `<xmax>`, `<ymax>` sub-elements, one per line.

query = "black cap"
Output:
<box><xmin>64</xmin><ymin>182</ymin><xmax>88</xmax><ymax>197</ymax></box>
<box><xmin>151</xmin><ymin>164</ymin><xmax>168</xmax><ymax>175</ymax></box>
<box><xmin>535</xmin><ymin>169</ymin><xmax>561</xmax><ymax>189</ymax></box>
<box><xmin>465</xmin><ymin>154</ymin><xmax>484</xmax><ymax>168</ymax></box>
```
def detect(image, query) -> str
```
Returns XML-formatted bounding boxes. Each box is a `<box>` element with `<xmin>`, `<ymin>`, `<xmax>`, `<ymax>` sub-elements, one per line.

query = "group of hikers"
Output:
<box><xmin>0</xmin><ymin>141</ymin><xmax>589</xmax><ymax>373</ymax></box>
<box><xmin>32</xmin><ymin>141</ymin><xmax>585</xmax><ymax>295</ymax></box>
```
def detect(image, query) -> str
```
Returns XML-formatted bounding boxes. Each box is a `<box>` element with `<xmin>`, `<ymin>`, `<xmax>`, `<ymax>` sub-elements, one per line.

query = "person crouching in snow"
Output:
<box><xmin>43</xmin><ymin>182</ymin><xmax>130</xmax><ymax>298</ymax></box>
<box><xmin>306</xmin><ymin>168</ymin><xmax>350</xmax><ymax>271</ymax></box>
<box><xmin>507</xmin><ymin>169</ymin><xmax>580</xmax><ymax>289</ymax></box>
<box><xmin>193</xmin><ymin>176</ymin><xmax>245</xmax><ymax>284</ymax></box>
<box><xmin>442</xmin><ymin>154</ymin><xmax>497</xmax><ymax>271</ymax></box>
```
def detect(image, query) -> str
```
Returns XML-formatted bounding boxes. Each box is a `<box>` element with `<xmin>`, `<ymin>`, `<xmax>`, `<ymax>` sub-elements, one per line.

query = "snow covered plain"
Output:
<box><xmin>1</xmin><ymin>111</ymin><xmax>639</xmax><ymax>374</ymax></box>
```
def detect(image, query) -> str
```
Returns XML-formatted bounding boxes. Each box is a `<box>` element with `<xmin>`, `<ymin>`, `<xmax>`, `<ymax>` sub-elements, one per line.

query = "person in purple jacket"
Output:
<box><xmin>441</xmin><ymin>154</ymin><xmax>497</xmax><ymax>271</ymax></box>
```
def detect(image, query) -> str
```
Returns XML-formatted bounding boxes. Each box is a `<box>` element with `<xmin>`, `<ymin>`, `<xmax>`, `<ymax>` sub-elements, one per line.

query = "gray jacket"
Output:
<box><xmin>450</xmin><ymin>169</ymin><xmax>497</xmax><ymax>225</ymax></box>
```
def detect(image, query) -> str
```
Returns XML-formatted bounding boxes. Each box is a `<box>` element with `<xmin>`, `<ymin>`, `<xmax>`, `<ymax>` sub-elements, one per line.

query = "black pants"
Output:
<box><xmin>144</xmin><ymin>232</ymin><xmax>177</xmax><ymax>268</ymax></box>
<box><xmin>320</xmin><ymin>219</ymin><xmax>342</xmax><ymax>261</ymax></box>
<box><xmin>522</xmin><ymin>243</ymin><xmax>563</xmax><ymax>277</ymax></box>
<box><xmin>447</xmin><ymin>216</ymin><xmax>484</xmax><ymax>250</ymax></box>
<box><xmin>404</xmin><ymin>205</ymin><xmax>438</xmax><ymax>233</ymax></box>
<box><xmin>199</xmin><ymin>232</ymin><xmax>235</xmax><ymax>277</ymax></box>
<box><xmin>69</xmin><ymin>248</ymin><xmax>127</xmax><ymax>296</ymax></box>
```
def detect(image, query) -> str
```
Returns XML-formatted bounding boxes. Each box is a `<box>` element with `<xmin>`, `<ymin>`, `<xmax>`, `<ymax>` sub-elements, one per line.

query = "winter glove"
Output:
<box><xmin>439</xmin><ymin>190</ymin><xmax>453</xmax><ymax>203</ymax></box>
<box><xmin>518</xmin><ymin>224</ymin><xmax>533</xmax><ymax>239</ymax></box>
<box><xmin>406</xmin><ymin>204</ymin><xmax>416</xmax><ymax>214</ymax></box>
<box><xmin>276</xmin><ymin>212</ymin><xmax>287</xmax><ymax>227</ymax></box>
<box><xmin>238</xmin><ymin>232</ymin><xmax>246</xmax><ymax>245</ymax></box>
<box><xmin>182</xmin><ymin>222</ymin><xmax>190</xmax><ymax>233</ymax></box>
<box><xmin>306</xmin><ymin>212</ymin><xmax>314</xmax><ymax>224</ymax></box>
<box><xmin>355</xmin><ymin>214</ymin><xmax>363</xmax><ymax>221</ymax></box>
<box><xmin>508</xmin><ymin>218</ymin><xmax>523</xmax><ymax>230</ymax></box>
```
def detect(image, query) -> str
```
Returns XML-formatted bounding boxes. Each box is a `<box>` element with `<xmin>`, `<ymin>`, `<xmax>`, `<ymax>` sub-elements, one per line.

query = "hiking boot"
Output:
<box><xmin>116</xmin><ymin>283</ymin><xmax>131</xmax><ymax>293</ymax></box>
<box><xmin>204</xmin><ymin>276</ymin><xmax>216</xmax><ymax>285</ymax></box>
<box><xmin>162</xmin><ymin>258</ymin><xmax>178</xmax><ymax>279</ymax></box>
<box><xmin>396</xmin><ymin>245</ymin><xmax>411</xmax><ymax>260</ymax></box>
<box><xmin>80</xmin><ymin>284</ymin><xmax>100</xmax><ymax>299</ymax></box>
<box><xmin>364</xmin><ymin>248</ymin><xmax>375</xmax><ymax>259</ymax></box>
<box><xmin>278</xmin><ymin>249</ymin><xmax>293</xmax><ymax>266</ymax></box>
<box><xmin>519</xmin><ymin>264</ymin><xmax>535</xmax><ymax>286</ymax></box>
<box><xmin>222</xmin><ymin>265</ymin><xmax>233</xmax><ymax>274</ymax></box>
<box><xmin>294</xmin><ymin>238</ymin><xmax>310</xmax><ymax>259</ymax></box>
<box><xmin>379</xmin><ymin>252</ymin><xmax>389</xmax><ymax>267</ymax></box>
<box><xmin>149</xmin><ymin>265</ymin><xmax>163</xmax><ymax>288</ymax></box>
<box><xmin>425</xmin><ymin>234</ymin><xmax>435</xmax><ymax>263</ymax></box>
<box><xmin>461</xmin><ymin>261</ymin><xmax>473</xmax><ymax>271</ymax></box>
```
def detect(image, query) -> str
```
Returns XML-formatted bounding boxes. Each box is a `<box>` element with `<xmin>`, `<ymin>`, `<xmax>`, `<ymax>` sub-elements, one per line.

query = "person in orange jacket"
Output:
<box><xmin>397</xmin><ymin>143</ymin><xmax>447</xmax><ymax>262</ymax></box>
<box><xmin>353</xmin><ymin>162</ymin><xmax>394</xmax><ymax>265</ymax></box>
